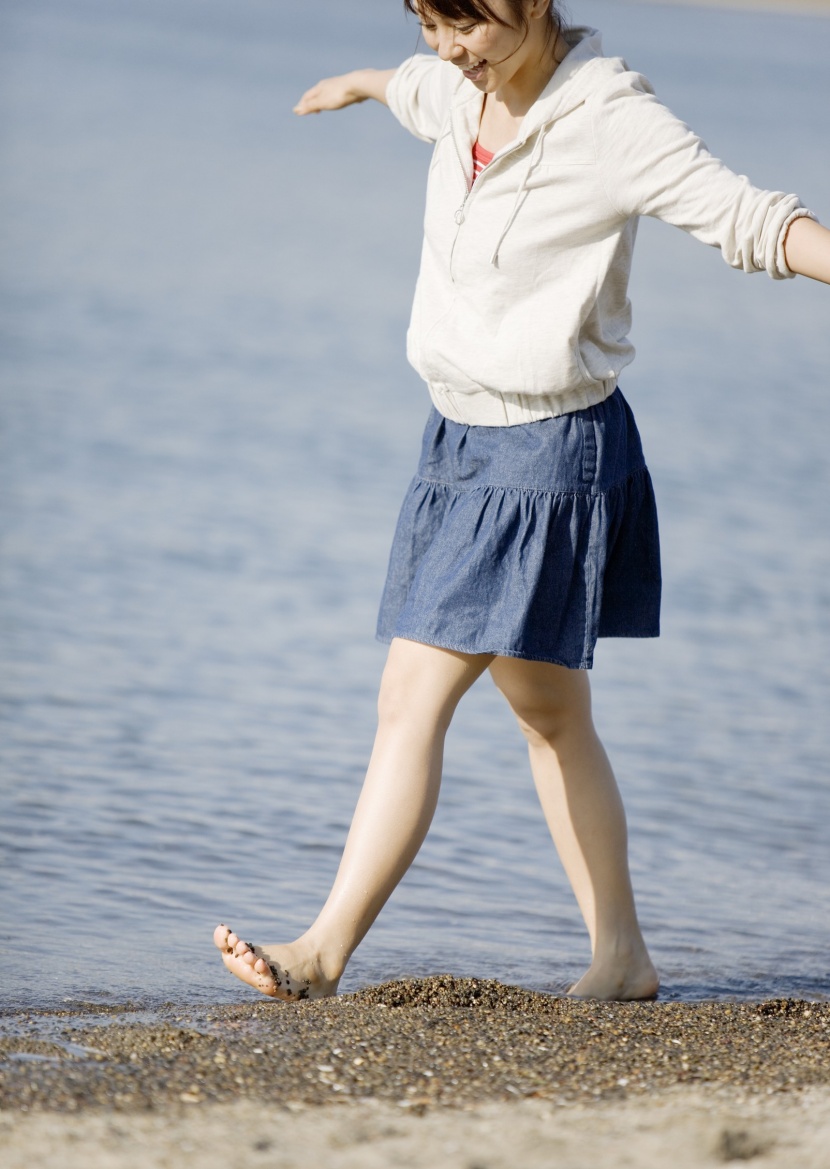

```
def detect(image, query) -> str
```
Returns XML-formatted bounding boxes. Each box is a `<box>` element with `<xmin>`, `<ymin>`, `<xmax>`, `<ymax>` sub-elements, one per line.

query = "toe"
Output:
<box><xmin>215</xmin><ymin>928</ymin><xmax>281</xmax><ymax>998</ymax></box>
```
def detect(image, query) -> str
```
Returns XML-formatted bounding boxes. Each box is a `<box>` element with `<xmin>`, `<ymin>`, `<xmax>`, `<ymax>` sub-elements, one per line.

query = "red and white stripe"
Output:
<box><xmin>472</xmin><ymin>140</ymin><xmax>494</xmax><ymax>184</ymax></box>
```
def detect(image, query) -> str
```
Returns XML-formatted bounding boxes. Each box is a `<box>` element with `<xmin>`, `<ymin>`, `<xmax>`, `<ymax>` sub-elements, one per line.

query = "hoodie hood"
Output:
<box><xmin>453</xmin><ymin>28</ymin><xmax>617</xmax><ymax>149</ymax></box>
<box><xmin>506</xmin><ymin>27</ymin><xmax>614</xmax><ymax>138</ymax></box>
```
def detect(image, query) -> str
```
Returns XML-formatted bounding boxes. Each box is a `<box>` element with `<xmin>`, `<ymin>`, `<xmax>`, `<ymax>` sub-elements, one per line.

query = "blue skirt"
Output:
<box><xmin>376</xmin><ymin>389</ymin><xmax>661</xmax><ymax>669</ymax></box>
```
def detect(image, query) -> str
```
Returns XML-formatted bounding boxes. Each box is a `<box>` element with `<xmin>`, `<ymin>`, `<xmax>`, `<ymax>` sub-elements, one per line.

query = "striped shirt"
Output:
<box><xmin>472</xmin><ymin>140</ymin><xmax>494</xmax><ymax>184</ymax></box>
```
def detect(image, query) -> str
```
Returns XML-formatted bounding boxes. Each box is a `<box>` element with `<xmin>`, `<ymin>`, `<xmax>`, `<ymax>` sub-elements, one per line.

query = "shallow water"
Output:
<box><xmin>1</xmin><ymin>0</ymin><xmax>829</xmax><ymax>1008</ymax></box>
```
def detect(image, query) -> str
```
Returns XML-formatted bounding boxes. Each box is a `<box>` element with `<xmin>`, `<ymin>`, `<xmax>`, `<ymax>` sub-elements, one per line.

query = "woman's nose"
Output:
<box><xmin>436</xmin><ymin>30</ymin><xmax>464</xmax><ymax>61</ymax></box>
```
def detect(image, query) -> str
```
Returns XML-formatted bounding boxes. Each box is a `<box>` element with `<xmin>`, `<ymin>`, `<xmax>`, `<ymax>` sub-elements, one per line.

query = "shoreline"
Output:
<box><xmin>3</xmin><ymin>977</ymin><xmax>829</xmax><ymax>1166</ymax></box>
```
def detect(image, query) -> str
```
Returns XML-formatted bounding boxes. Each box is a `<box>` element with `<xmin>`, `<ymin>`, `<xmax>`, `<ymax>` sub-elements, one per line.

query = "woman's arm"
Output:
<box><xmin>294</xmin><ymin>68</ymin><xmax>397</xmax><ymax>116</ymax></box>
<box><xmin>783</xmin><ymin>216</ymin><xmax>830</xmax><ymax>285</ymax></box>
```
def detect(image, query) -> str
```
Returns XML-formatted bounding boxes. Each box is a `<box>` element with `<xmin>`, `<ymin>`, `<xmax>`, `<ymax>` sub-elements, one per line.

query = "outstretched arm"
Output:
<box><xmin>294</xmin><ymin>68</ymin><xmax>397</xmax><ymax>116</ymax></box>
<box><xmin>784</xmin><ymin>216</ymin><xmax>830</xmax><ymax>285</ymax></box>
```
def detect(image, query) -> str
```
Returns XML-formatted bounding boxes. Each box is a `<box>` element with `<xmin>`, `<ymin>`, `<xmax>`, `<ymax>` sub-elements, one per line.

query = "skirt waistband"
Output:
<box><xmin>416</xmin><ymin>390</ymin><xmax>646</xmax><ymax>496</ymax></box>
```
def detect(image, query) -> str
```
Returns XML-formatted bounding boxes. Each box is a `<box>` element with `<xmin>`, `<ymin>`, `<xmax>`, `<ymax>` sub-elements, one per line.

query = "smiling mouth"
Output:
<box><xmin>461</xmin><ymin>60</ymin><xmax>487</xmax><ymax>79</ymax></box>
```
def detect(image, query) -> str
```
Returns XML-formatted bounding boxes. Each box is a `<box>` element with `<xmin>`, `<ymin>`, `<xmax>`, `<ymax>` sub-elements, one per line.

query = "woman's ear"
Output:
<box><xmin>528</xmin><ymin>0</ymin><xmax>554</xmax><ymax>23</ymax></box>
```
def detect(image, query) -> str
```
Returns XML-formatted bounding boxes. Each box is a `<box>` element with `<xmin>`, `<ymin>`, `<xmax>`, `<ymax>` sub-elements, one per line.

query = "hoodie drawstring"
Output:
<box><xmin>489</xmin><ymin>127</ymin><xmax>547</xmax><ymax>267</ymax></box>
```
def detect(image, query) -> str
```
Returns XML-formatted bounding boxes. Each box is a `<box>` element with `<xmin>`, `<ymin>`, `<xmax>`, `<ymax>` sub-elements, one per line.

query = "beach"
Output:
<box><xmin>3</xmin><ymin>978</ymin><xmax>830</xmax><ymax>1167</ymax></box>
<box><xmin>2</xmin><ymin>0</ymin><xmax>829</xmax><ymax>1165</ymax></box>
<box><xmin>7</xmin><ymin>1090</ymin><xmax>830</xmax><ymax>1169</ymax></box>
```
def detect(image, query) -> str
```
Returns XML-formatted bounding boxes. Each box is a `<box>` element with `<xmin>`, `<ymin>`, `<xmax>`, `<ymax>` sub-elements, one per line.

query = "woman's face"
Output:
<box><xmin>416</xmin><ymin>1</ymin><xmax>547</xmax><ymax>95</ymax></box>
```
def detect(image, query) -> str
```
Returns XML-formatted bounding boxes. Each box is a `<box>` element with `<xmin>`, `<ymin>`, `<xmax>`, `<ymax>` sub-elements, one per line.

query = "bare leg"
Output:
<box><xmin>488</xmin><ymin>657</ymin><xmax>658</xmax><ymax>1001</ymax></box>
<box><xmin>215</xmin><ymin>638</ymin><xmax>493</xmax><ymax>999</ymax></box>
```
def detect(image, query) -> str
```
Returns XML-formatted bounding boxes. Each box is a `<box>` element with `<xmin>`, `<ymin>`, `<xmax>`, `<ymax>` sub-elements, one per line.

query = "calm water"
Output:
<box><xmin>1</xmin><ymin>0</ymin><xmax>829</xmax><ymax>1008</ymax></box>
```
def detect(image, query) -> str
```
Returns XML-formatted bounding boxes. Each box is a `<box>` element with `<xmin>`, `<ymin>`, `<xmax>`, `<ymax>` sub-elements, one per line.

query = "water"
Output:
<box><xmin>1</xmin><ymin>0</ymin><xmax>828</xmax><ymax>1008</ymax></box>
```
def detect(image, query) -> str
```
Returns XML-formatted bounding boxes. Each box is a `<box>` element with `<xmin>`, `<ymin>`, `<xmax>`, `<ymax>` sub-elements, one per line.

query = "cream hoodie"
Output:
<box><xmin>386</xmin><ymin>29</ymin><xmax>814</xmax><ymax>426</ymax></box>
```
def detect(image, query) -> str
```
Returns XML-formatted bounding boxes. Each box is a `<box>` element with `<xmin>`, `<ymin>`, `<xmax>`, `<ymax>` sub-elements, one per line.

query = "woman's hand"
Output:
<box><xmin>293</xmin><ymin>68</ymin><xmax>396</xmax><ymax>115</ymax></box>
<box><xmin>783</xmin><ymin>215</ymin><xmax>830</xmax><ymax>285</ymax></box>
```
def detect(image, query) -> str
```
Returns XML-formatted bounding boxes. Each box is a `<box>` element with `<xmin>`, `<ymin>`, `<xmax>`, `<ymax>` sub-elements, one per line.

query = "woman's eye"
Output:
<box><xmin>457</xmin><ymin>24</ymin><xmax>478</xmax><ymax>34</ymax></box>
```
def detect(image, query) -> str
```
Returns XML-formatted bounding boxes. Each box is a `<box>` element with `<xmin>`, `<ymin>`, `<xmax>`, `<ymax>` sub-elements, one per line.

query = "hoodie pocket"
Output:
<box><xmin>573</xmin><ymin>341</ymin><xmax>605</xmax><ymax>387</ymax></box>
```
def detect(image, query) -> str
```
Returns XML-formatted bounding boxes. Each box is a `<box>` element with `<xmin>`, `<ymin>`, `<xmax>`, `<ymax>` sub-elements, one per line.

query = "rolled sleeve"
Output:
<box><xmin>592</xmin><ymin>72</ymin><xmax>816</xmax><ymax>279</ymax></box>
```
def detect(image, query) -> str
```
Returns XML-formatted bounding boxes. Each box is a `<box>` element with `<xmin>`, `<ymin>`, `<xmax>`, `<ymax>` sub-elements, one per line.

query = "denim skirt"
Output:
<box><xmin>376</xmin><ymin>389</ymin><xmax>661</xmax><ymax>669</ymax></box>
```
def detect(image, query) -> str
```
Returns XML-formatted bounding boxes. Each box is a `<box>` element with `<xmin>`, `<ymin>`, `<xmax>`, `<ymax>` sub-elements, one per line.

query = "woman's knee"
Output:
<box><xmin>511</xmin><ymin>703</ymin><xmax>577</xmax><ymax>748</ymax></box>
<box><xmin>376</xmin><ymin>661</ymin><xmax>432</xmax><ymax>729</ymax></box>
<box><xmin>489</xmin><ymin>658</ymin><xmax>592</xmax><ymax>746</ymax></box>
<box><xmin>377</xmin><ymin>639</ymin><xmax>492</xmax><ymax>731</ymax></box>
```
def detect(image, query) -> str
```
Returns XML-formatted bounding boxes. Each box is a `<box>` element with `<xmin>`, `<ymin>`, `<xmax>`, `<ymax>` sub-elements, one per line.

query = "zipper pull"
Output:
<box><xmin>454</xmin><ymin>207</ymin><xmax>465</xmax><ymax>225</ymax></box>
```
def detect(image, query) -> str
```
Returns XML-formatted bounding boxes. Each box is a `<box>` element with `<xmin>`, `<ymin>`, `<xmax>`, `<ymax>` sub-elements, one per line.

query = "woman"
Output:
<box><xmin>214</xmin><ymin>0</ymin><xmax>829</xmax><ymax>1002</ymax></box>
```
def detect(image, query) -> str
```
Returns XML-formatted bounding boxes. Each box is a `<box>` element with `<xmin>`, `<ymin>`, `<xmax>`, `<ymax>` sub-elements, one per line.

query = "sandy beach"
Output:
<box><xmin>2</xmin><ymin>0</ymin><xmax>828</xmax><ymax>1164</ymax></box>
<box><xmin>6</xmin><ymin>1090</ymin><xmax>830</xmax><ymax>1169</ymax></box>
<box><xmin>3</xmin><ymin>978</ymin><xmax>829</xmax><ymax>1167</ymax></box>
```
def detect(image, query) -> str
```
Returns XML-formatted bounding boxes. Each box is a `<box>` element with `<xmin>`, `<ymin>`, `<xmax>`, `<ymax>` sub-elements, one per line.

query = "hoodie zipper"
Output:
<box><xmin>450</xmin><ymin>118</ymin><xmax>501</xmax><ymax>281</ymax></box>
<box><xmin>448</xmin><ymin>123</ymin><xmax>471</xmax><ymax>284</ymax></box>
<box><xmin>448</xmin><ymin>119</ymin><xmax>536</xmax><ymax>281</ymax></box>
<box><xmin>451</xmin><ymin>123</ymin><xmax>473</xmax><ymax>224</ymax></box>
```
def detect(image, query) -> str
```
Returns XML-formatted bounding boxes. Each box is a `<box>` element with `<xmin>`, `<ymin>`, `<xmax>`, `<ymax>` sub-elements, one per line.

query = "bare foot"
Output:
<box><xmin>213</xmin><ymin>925</ymin><xmax>341</xmax><ymax>1002</ymax></box>
<box><xmin>567</xmin><ymin>949</ymin><xmax>660</xmax><ymax>1002</ymax></box>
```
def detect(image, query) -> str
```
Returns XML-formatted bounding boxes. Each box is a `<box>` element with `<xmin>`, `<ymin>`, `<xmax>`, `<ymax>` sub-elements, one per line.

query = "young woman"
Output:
<box><xmin>214</xmin><ymin>0</ymin><xmax>830</xmax><ymax>1002</ymax></box>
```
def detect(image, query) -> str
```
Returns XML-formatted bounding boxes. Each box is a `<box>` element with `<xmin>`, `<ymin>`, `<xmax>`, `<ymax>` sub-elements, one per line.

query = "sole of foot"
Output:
<box><xmin>213</xmin><ymin>925</ymin><xmax>340</xmax><ymax>1002</ymax></box>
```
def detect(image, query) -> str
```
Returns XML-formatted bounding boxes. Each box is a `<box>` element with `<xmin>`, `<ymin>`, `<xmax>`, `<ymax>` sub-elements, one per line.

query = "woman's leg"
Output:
<box><xmin>215</xmin><ymin>638</ymin><xmax>493</xmax><ymax>999</ymax></box>
<box><xmin>488</xmin><ymin>656</ymin><xmax>658</xmax><ymax>1001</ymax></box>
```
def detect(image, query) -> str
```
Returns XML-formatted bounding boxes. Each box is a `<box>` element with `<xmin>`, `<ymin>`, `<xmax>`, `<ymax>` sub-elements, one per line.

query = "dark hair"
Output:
<box><xmin>403</xmin><ymin>0</ymin><xmax>561</xmax><ymax>33</ymax></box>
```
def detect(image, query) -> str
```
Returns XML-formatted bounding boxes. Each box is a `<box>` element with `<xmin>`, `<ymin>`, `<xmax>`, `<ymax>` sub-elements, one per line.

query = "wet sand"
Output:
<box><xmin>3</xmin><ymin>978</ymin><xmax>829</xmax><ymax>1167</ymax></box>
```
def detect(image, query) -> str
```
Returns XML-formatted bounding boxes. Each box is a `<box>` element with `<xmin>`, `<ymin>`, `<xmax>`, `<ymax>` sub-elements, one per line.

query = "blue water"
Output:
<box><xmin>1</xmin><ymin>0</ymin><xmax>829</xmax><ymax>1007</ymax></box>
